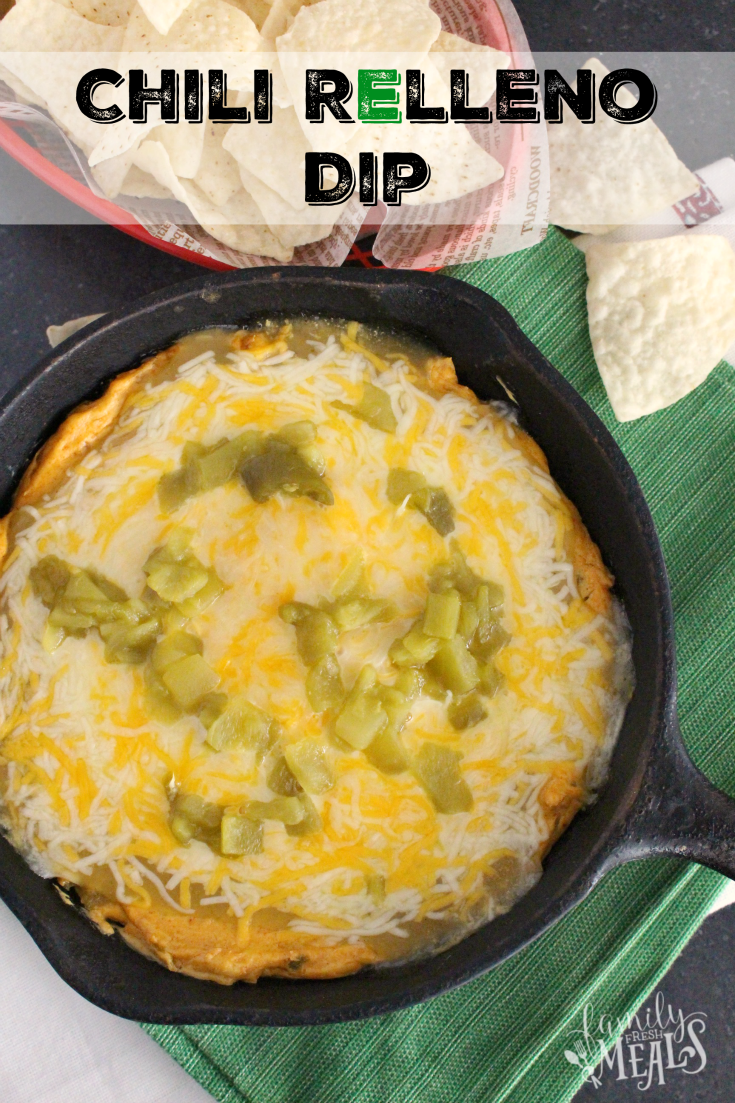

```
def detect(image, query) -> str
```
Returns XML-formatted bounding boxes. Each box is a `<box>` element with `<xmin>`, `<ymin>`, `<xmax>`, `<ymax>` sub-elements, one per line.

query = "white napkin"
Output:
<box><xmin>0</xmin><ymin>898</ymin><xmax>214</xmax><ymax>1103</ymax></box>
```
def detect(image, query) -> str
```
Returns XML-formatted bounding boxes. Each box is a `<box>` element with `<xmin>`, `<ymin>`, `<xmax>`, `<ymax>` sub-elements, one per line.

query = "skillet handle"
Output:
<box><xmin>621</xmin><ymin>712</ymin><xmax>735</xmax><ymax>880</ymax></box>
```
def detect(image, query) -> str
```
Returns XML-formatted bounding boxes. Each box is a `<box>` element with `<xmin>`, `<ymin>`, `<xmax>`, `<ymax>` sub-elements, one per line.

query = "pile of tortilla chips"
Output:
<box><xmin>548</xmin><ymin>58</ymin><xmax>735</xmax><ymax>422</ymax></box>
<box><xmin>0</xmin><ymin>0</ymin><xmax>509</xmax><ymax>262</ymax></box>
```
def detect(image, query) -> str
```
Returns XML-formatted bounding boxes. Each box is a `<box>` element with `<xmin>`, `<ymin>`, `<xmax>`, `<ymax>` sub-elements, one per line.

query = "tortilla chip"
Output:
<box><xmin>429</xmin><ymin>30</ymin><xmax>508</xmax><ymax>107</ymax></box>
<box><xmin>0</xmin><ymin>0</ymin><xmax>123</xmax><ymax>48</ymax></box>
<box><xmin>193</xmin><ymin>120</ymin><xmax>243</xmax><ymax>206</ymax></box>
<box><xmin>119</xmin><ymin>163</ymin><xmax>174</xmax><ymax>198</ymax></box>
<box><xmin>90</xmin><ymin>146</ymin><xmax>138</xmax><ymax>197</ymax></box>
<box><xmin>149</xmin><ymin>122</ymin><xmax>206</xmax><ymax>178</ymax></box>
<box><xmin>585</xmin><ymin>234</ymin><xmax>735</xmax><ymax>421</ymax></box>
<box><xmin>122</xmin><ymin>0</ymin><xmax>260</xmax><ymax>50</ymax></box>
<box><xmin>239</xmin><ymin>163</ymin><xmax>339</xmax><ymax>247</ymax></box>
<box><xmin>226</xmin><ymin>0</ymin><xmax>272</xmax><ymax>31</ymax></box>
<box><xmin>277</xmin><ymin>0</ymin><xmax>440</xmax><ymax>148</ymax></box>
<box><xmin>54</xmin><ymin>0</ymin><xmax>134</xmax><ymax>25</ymax></box>
<box><xmin>133</xmin><ymin>138</ymin><xmax>292</xmax><ymax>260</ymax></box>
<box><xmin>378</xmin><ymin>64</ymin><xmax>503</xmax><ymax>206</ymax></box>
<box><xmin>549</xmin><ymin>58</ymin><xmax>698</xmax><ymax>234</ymax></box>
<box><xmin>0</xmin><ymin>0</ymin><xmax>123</xmax><ymax>151</ymax></box>
<box><xmin>136</xmin><ymin>0</ymin><xmax>195</xmax><ymax>35</ymax></box>
<box><xmin>222</xmin><ymin>102</ymin><xmax>311</xmax><ymax>210</ymax></box>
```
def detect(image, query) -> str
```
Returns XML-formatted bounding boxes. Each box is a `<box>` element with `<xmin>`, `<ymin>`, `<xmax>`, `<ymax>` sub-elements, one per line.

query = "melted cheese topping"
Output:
<box><xmin>0</xmin><ymin>332</ymin><xmax>632</xmax><ymax>949</ymax></box>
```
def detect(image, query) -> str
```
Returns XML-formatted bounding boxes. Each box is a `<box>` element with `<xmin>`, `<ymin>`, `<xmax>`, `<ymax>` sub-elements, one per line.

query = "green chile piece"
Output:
<box><xmin>457</xmin><ymin>600</ymin><xmax>480</xmax><ymax>642</ymax></box>
<box><xmin>175</xmin><ymin>570</ymin><xmax>224</xmax><ymax>618</ymax></box>
<box><xmin>295</xmin><ymin>610</ymin><xmax>338</xmax><ymax>666</ymax></box>
<box><xmin>284</xmin><ymin>738</ymin><xmax>334</xmax><ymax>794</ymax></box>
<box><xmin>334</xmin><ymin>666</ymin><xmax>388</xmax><ymax>750</ymax></box>
<box><xmin>101</xmin><ymin>617</ymin><xmax>161</xmax><ymax>664</ymax></box>
<box><xmin>330</xmin><ymin>597</ymin><xmax>397</xmax><ymax>631</ymax></box>
<box><xmin>333</xmin><ymin>382</ymin><xmax>397</xmax><ymax>433</ymax></box>
<box><xmin>286</xmin><ymin>792</ymin><xmax>322</xmax><ymax>836</ymax></box>
<box><xmin>144</xmin><ymin>666</ymin><xmax>182</xmax><ymax>724</ymax></box>
<box><xmin>393</xmin><ymin>669</ymin><xmax>422</xmax><ymax>699</ymax></box>
<box><xmin>158</xmin><ymin>465</ymin><xmax>200</xmax><ymax>514</ymax></box>
<box><xmin>429</xmin><ymin>542</ymin><xmax>483</xmax><ymax>597</ymax></box>
<box><xmin>410</xmin><ymin>487</ymin><xmax>455</xmax><ymax>537</ymax></box>
<box><xmin>388</xmin><ymin>638</ymin><xmax>424</xmax><ymax>669</ymax></box>
<box><xmin>30</xmin><ymin>555</ymin><xmax>72</xmax><ymax>608</ymax></box>
<box><xmin>85</xmin><ymin>570</ymin><xmax>128</xmax><ymax>603</ymax></box>
<box><xmin>205</xmin><ymin>697</ymin><xmax>274</xmax><ymax>755</ymax></box>
<box><xmin>279</xmin><ymin>601</ymin><xmax>318</xmax><ymax>625</ymax></box>
<box><xmin>447</xmin><ymin>693</ymin><xmax>488</xmax><ymax>731</ymax></box>
<box><xmin>241</xmin><ymin>437</ymin><xmax>333</xmax><ymax>505</ymax></box>
<box><xmin>151</xmin><ymin>630</ymin><xmax>203</xmax><ymax>675</ymax></box>
<box><xmin>422</xmin><ymin>589</ymin><xmax>461</xmax><ymax>640</ymax></box>
<box><xmin>170</xmin><ymin>792</ymin><xmax>223</xmax><ymax>848</ymax></box>
<box><xmin>305</xmin><ymin>654</ymin><xmax>345</xmax><ymax>712</ymax></box>
<box><xmin>386</xmin><ymin>469</ymin><xmax>455</xmax><ymax>535</ymax></box>
<box><xmin>221</xmin><ymin>812</ymin><xmax>263</xmax><ymax>856</ymax></box>
<box><xmin>243</xmin><ymin>797</ymin><xmax>305</xmax><ymax>825</ymax></box>
<box><xmin>478</xmin><ymin>662</ymin><xmax>505</xmax><ymax>698</ymax></box>
<box><xmin>402</xmin><ymin>622</ymin><xmax>441</xmax><ymax>664</ymax></box>
<box><xmin>162</xmin><ymin>653</ymin><xmax>220</xmax><ymax>710</ymax></box>
<box><xmin>267</xmin><ymin>755</ymin><xmax>302</xmax><ymax>797</ymax></box>
<box><xmin>194</xmin><ymin>431</ymin><xmax>261</xmax><ymax>492</ymax></box>
<box><xmin>471</xmin><ymin>621</ymin><xmax>512</xmax><ymax>662</ymax></box>
<box><xmin>428</xmin><ymin>635</ymin><xmax>480</xmax><ymax>695</ymax></box>
<box><xmin>413</xmin><ymin>743</ymin><xmax>473</xmax><ymax>814</ymax></box>
<box><xmin>197</xmin><ymin>691</ymin><xmax>229</xmax><ymax>730</ymax></box>
<box><xmin>274</xmin><ymin>421</ymin><xmax>317</xmax><ymax>447</ymax></box>
<box><xmin>386</xmin><ymin>468</ymin><xmax>427</xmax><ymax>504</ymax></box>
<box><xmin>365</xmin><ymin>725</ymin><xmax>409</xmax><ymax>774</ymax></box>
<box><xmin>146</xmin><ymin>560</ymin><xmax>209</xmax><ymax>603</ymax></box>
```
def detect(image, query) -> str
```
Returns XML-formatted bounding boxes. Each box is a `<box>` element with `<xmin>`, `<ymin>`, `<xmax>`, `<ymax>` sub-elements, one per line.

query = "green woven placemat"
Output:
<box><xmin>142</xmin><ymin>228</ymin><xmax>735</xmax><ymax>1103</ymax></box>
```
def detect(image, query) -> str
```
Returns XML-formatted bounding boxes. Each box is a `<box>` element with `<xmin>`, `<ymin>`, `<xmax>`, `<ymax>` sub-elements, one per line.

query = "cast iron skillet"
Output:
<box><xmin>1</xmin><ymin>266</ymin><xmax>735</xmax><ymax>1027</ymax></box>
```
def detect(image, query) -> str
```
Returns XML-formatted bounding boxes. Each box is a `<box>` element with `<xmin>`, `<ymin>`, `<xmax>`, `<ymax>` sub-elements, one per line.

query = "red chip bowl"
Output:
<box><xmin>0</xmin><ymin>0</ymin><xmax>519</xmax><ymax>269</ymax></box>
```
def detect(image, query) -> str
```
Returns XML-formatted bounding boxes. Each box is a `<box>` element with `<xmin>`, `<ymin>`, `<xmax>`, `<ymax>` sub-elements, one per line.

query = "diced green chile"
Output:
<box><xmin>286</xmin><ymin>792</ymin><xmax>322</xmax><ymax>836</ymax></box>
<box><xmin>102</xmin><ymin>617</ymin><xmax>161</xmax><ymax>664</ymax></box>
<box><xmin>478</xmin><ymin>662</ymin><xmax>505</xmax><ymax>698</ymax></box>
<box><xmin>410</xmin><ymin>486</ymin><xmax>455</xmax><ymax>536</ymax></box>
<box><xmin>267</xmin><ymin>755</ymin><xmax>302</xmax><ymax>797</ymax></box>
<box><xmin>151</xmin><ymin>630</ymin><xmax>203</xmax><ymax>675</ymax></box>
<box><xmin>422</xmin><ymin>589</ymin><xmax>461</xmax><ymax>640</ymax></box>
<box><xmin>221</xmin><ymin>812</ymin><xmax>263</xmax><ymax>856</ymax></box>
<box><xmin>30</xmin><ymin>556</ymin><xmax>72</xmax><ymax>608</ymax></box>
<box><xmin>295</xmin><ymin>610</ymin><xmax>339</xmax><ymax>666</ymax></box>
<box><xmin>305</xmin><ymin>654</ymin><xmax>345</xmax><ymax>712</ymax></box>
<box><xmin>197</xmin><ymin>691</ymin><xmax>229</xmax><ymax>730</ymax></box>
<box><xmin>447</xmin><ymin>693</ymin><xmax>488</xmax><ymax>731</ymax></box>
<box><xmin>470</xmin><ymin>622</ymin><xmax>512</xmax><ymax>662</ymax></box>
<box><xmin>241</xmin><ymin>437</ymin><xmax>333</xmax><ymax>506</ymax></box>
<box><xmin>428</xmin><ymin>634</ymin><xmax>480</xmax><ymax>695</ymax></box>
<box><xmin>144</xmin><ymin>666</ymin><xmax>182</xmax><ymax>724</ymax></box>
<box><xmin>170</xmin><ymin>792</ymin><xmax>223</xmax><ymax>848</ymax></box>
<box><xmin>334</xmin><ymin>666</ymin><xmax>388</xmax><ymax>750</ymax></box>
<box><xmin>365</xmin><ymin>725</ymin><xmax>409</xmax><ymax>774</ymax></box>
<box><xmin>333</xmin><ymin>382</ymin><xmax>397</xmax><ymax>433</ymax></box>
<box><xmin>243</xmin><ymin>797</ymin><xmax>305</xmax><ymax>825</ymax></box>
<box><xmin>386</xmin><ymin>468</ymin><xmax>427</xmax><ymax>504</ymax></box>
<box><xmin>284</xmin><ymin>739</ymin><xmax>334</xmax><ymax>794</ymax></box>
<box><xmin>205</xmin><ymin>697</ymin><xmax>274</xmax><ymax>754</ymax></box>
<box><xmin>413</xmin><ymin>743</ymin><xmax>473</xmax><ymax>814</ymax></box>
<box><xmin>162</xmin><ymin>653</ymin><xmax>220</xmax><ymax>710</ymax></box>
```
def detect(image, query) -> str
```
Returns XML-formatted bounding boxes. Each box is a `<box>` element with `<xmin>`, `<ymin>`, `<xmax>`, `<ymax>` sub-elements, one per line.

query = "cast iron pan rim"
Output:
<box><xmin>0</xmin><ymin>265</ymin><xmax>674</xmax><ymax>1025</ymax></box>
